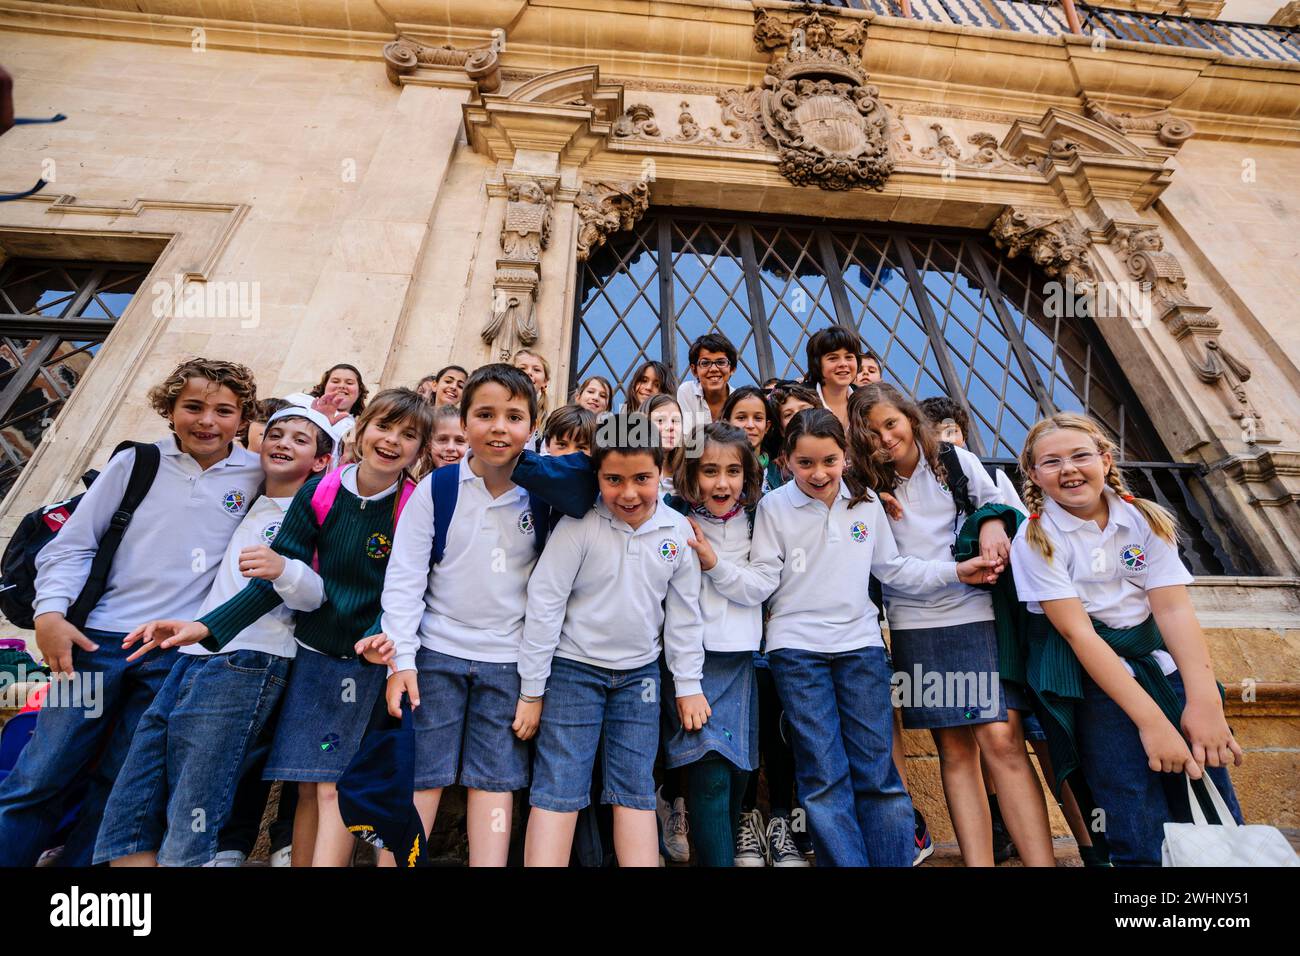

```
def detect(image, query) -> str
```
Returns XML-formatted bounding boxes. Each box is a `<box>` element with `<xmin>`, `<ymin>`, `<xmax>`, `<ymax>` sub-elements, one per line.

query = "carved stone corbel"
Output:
<box><xmin>1112</xmin><ymin>225</ymin><xmax>1262</xmax><ymax>438</ymax></box>
<box><xmin>990</xmin><ymin>207</ymin><xmax>1098</xmax><ymax>295</ymax></box>
<box><xmin>382</xmin><ymin>34</ymin><xmax>502</xmax><ymax>92</ymax></box>
<box><xmin>1085</xmin><ymin>99</ymin><xmax>1195</xmax><ymax>149</ymax></box>
<box><xmin>483</xmin><ymin>176</ymin><xmax>556</xmax><ymax>361</ymax></box>
<box><xmin>574</xmin><ymin>180</ymin><xmax>650</xmax><ymax>262</ymax></box>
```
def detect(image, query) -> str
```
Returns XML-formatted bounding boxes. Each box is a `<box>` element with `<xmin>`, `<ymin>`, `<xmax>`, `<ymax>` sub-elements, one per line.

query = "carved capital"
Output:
<box><xmin>382</xmin><ymin>35</ymin><xmax>501</xmax><ymax>92</ymax></box>
<box><xmin>990</xmin><ymin>208</ymin><xmax>1097</xmax><ymax>292</ymax></box>
<box><xmin>500</xmin><ymin>177</ymin><xmax>555</xmax><ymax>264</ymax></box>
<box><xmin>574</xmin><ymin>180</ymin><xmax>650</xmax><ymax>263</ymax></box>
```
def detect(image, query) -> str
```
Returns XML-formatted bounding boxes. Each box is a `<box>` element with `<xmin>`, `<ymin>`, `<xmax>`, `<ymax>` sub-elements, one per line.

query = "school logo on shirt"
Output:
<box><xmin>658</xmin><ymin>539</ymin><xmax>679</xmax><ymax>562</ymax></box>
<box><xmin>365</xmin><ymin>532</ymin><xmax>392</xmax><ymax>560</ymax></box>
<box><xmin>261</xmin><ymin>521</ymin><xmax>281</xmax><ymax>545</ymax></box>
<box><xmin>849</xmin><ymin>520</ymin><xmax>869</xmax><ymax>543</ymax></box>
<box><xmin>517</xmin><ymin>511</ymin><xmax>535</xmax><ymax>535</ymax></box>
<box><xmin>221</xmin><ymin>489</ymin><xmax>247</xmax><ymax>515</ymax></box>
<box><xmin>1120</xmin><ymin>544</ymin><xmax>1147</xmax><ymax>572</ymax></box>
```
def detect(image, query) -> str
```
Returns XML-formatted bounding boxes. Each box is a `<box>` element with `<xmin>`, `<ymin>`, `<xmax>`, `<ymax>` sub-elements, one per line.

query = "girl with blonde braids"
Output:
<box><xmin>1010</xmin><ymin>413</ymin><xmax>1244</xmax><ymax>866</ymax></box>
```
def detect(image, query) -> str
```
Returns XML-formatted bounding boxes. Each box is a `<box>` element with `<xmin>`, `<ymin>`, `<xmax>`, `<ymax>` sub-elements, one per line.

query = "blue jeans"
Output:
<box><xmin>530</xmin><ymin>657</ymin><xmax>660</xmax><ymax>812</ymax></box>
<box><xmin>93</xmin><ymin>649</ymin><xmax>291</xmax><ymax>866</ymax></box>
<box><xmin>1077</xmin><ymin>669</ymin><xmax>1243</xmax><ymax>867</ymax></box>
<box><xmin>0</xmin><ymin>629</ymin><xmax>177</xmax><ymax>867</ymax></box>
<box><xmin>768</xmin><ymin>645</ymin><xmax>914</xmax><ymax>867</ymax></box>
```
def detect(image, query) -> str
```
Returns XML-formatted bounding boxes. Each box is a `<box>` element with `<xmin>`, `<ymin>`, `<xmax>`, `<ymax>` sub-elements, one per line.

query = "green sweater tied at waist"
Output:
<box><xmin>953</xmin><ymin>502</ymin><xmax>1028</xmax><ymax>690</ymax></box>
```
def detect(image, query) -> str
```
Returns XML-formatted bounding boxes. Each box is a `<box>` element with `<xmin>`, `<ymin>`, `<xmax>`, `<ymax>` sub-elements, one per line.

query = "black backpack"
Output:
<box><xmin>936</xmin><ymin>441</ymin><xmax>976</xmax><ymax>518</ymax></box>
<box><xmin>0</xmin><ymin>441</ymin><xmax>160</xmax><ymax>630</ymax></box>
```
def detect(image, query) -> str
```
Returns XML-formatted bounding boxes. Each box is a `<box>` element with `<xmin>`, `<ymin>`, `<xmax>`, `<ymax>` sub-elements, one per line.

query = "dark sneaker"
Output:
<box><xmin>913</xmin><ymin>808</ymin><xmax>934</xmax><ymax>866</ymax></box>
<box><xmin>766</xmin><ymin>814</ymin><xmax>811</xmax><ymax>867</ymax></box>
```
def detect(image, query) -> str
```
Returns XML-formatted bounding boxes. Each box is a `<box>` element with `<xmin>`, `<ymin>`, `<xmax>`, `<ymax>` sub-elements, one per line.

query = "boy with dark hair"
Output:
<box><xmin>542</xmin><ymin>404</ymin><xmax>597</xmax><ymax>457</ymax></box>
<box><xmin>0</xmin><ymin>357</ymin><xmax>262</xmax><ymax>867</ymax></box>
<box><xmin>517</xmin><ymin>410</ymin><xmax>707</xmax><ymax>867</ymax></box>
<box><xmin>679</xmin><ymin>332</ymin><xmax>739</xmax><ymax>434</ymax></box>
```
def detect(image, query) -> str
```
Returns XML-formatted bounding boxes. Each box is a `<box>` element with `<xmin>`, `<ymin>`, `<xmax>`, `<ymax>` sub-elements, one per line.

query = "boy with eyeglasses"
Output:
<box><xmin>677</xmin><ymin>333</ymin><xmax>738</xmax><ymax>435</ymax></box>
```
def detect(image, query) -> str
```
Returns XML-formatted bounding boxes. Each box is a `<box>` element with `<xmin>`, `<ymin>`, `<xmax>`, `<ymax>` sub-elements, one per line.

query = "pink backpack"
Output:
<box><xmin>308</xmin><ymin>465</ymin><xmax>416</xmax><ymax>569</ymax></box>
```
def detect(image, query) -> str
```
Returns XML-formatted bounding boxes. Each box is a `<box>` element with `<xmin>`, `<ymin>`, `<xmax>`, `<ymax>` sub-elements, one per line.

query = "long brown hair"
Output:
<box><xmin>1018</xmin><ymin>413</ymin><xmax>1178</xmax><ymax>561</ymax></box>
<box><xmin>348</xmin><ymin>387</ymin><xmax>436</xmax><ymax>482</ymax></box>
<box><xmin>783</xmin><ymin>407</ymin><xmax>869</xmax><ymax>505</ymax></box>
<box><xmin>672</xmin><ymin>422</ymin><xmax>763</xmax><ymax>510</ymax></box>
<box><xmin>308</xmin><ymin>363</ymin><xmax>369</xmax><ymax>415</ymax></box>
<box><xmin>846</xmin><ymin>382</ymin><xmax>943</xmax><ymax>501</ymax></box>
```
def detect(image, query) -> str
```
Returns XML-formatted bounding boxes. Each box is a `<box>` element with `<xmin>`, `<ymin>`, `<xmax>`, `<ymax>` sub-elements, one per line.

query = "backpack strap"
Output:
<box><xmin>65</xmin><ymin>441</ymin><xmax>160</xmax><ymax>628</ymax></box>
<box><xmin>393</xmin><ymin>477</ymin><xmax>416</xmax><ymax>527</ymax></box>
<box><xmin>429</xmin><ymin>463</ymin><xmax>460</xmax><ymax>567</ymax></box>
<box><xmin>310</xmin><ymin>467</ymin><xmax>345</xmax><ymax>528</ymax></box>
<box><xmin>938</xmin><ymin>441</ymin><xmax>975</xmax><ymax>517</ymax></box>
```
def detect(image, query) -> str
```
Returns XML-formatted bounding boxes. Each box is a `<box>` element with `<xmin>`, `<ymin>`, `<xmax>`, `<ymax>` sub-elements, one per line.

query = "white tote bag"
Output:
<box><xmin>1161</xmin><ymin>773</ymin><xmax>1298</xmax><ymax>867</ymax></box>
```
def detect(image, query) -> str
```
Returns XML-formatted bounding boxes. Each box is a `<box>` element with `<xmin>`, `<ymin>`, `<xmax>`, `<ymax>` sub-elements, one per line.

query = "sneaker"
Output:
<box><xmin>789</xmin><ymin>809</ymin><xmax>814</xmax><ymax>857</ymax></box>
<box><xmin>991</xmin><ymin>813</ymin><xmax>1016</xmax><ymax>864</ymax></box>
<box><xmin>656</xmin><ymin>789</ymin><xmax>690</xmax><ymax>864</ymax></box>
<box><xmin>270</xmin><ymin>845</ymin><xmax>293</xmax><ymax>868</ymax></box>
<box><xmin>766</xmin><ymin>814</ymin><xmax>811</xmax><ymax>867</ymax></box>
<box><xmin>733</xmin><ymin>808</ymin><xmax>768</xmax><ymax>867</ymax></box>
<box><xmin>912</xmin><ymin>808</ymin><xmax>934</xmax><ymax>866</ymax></box>
<box><xmin>205</xmin><ymin>850</ymin><xmax>246</xmax><ymax>868</ymax></box>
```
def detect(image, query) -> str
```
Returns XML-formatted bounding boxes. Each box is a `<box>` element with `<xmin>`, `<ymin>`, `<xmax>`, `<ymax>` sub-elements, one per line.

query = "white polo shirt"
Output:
<box><xmin>749</xmin><ymin>480</ymin><xmax>959</xmax><ymax>654</ymax></box>
<box><xmin>994</xmin><ymin>467</ymin><xmax>1027</xmax><ymax>514</ymax></box>
<box><xmin>693</xmin><ymin>510</ymin><xmax>764</xmax><ymax>653</ymax></box>
<box><xmin>677</xmin><ymin>379</ymin><xmax>719</xmax><ymax>437</ymax></box>
<box><xmin>518</xmin><ymin>498</ymin><xmax>705</xmax><ymax>698</ymax></box>
<box><xmin>183</xmin><ymin>494</ymin><xmax>323</xmax><ymax>658</ymax></box>
<box><xmin>883</xmin><ymin>445</ymin><xmax>1002</xmax><ymax>631</ymax></box>
<box><xmin>1010</xmin><ymin>488</ymin><xmax>1191</xmax><ymax>675</ymax></box>
<box><xmin>34</xmin><ymin>439</ymin><xmax>263</xmax><ymax>633</ymax></box>
<box><xmin>381</xmin><ymin>457</ymin><xmax>536</xmax><ymax>672</ymax></box>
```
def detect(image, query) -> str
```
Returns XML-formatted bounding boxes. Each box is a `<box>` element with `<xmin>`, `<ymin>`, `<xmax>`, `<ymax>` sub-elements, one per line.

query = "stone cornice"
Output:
<box><xmin>1</xmin><ymin>0</ymin><xmax>1297</xmax><ymax>143</ymax></box>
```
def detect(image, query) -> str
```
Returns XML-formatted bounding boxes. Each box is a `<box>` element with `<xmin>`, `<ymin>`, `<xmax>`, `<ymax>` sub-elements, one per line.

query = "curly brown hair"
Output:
<box><xmin>846</xmin><ymin>383</ymin><xmax>944</xmax><ymax>504</ymax></box>
<box><xmin>147</xmin><ymin>357</ymin><xmax>259</xmax><ymax>427</ymax></box>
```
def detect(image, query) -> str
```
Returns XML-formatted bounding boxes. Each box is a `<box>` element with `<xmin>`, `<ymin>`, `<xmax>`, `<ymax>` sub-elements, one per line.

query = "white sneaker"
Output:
<box><xmin>204</xmin><ymin>850</ymin><xmax>246</xmax><ymax>867</ymax></box>
<box><xmin>766</xmin><ymin>815</ymin><xmax>811</xmax><ymax>867</ymax></box>
<box><xmin>733</xmin><ymin>808</ymin><xmax>767</xmax><ymax>866</ymax></box>
<box><xmin>35</xmin><ymin>846</ymin><xmax>63</xmax><ymax>867</ymax></box>
<box><xmin>270</xmin><ymin>846</ymin><xmax>293</xmax><ymax>868</ymax></box>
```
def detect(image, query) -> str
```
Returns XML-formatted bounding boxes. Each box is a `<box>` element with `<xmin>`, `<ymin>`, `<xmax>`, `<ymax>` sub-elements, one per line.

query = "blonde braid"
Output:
<box><xmin>1020</xmin><ymin>480</ymin><xmax>1054</xmax><ymax>561</ymax></box>
<box><xmin>1104</xmin><ymin>462</ymin><xmax>1179</xmax><ymax>545</ymax></box>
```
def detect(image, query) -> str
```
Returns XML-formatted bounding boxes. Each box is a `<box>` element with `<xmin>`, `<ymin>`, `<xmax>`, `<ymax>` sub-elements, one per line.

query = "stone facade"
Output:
<box><xmin>0</xmin><ymin>0</ymin><xmax>1296</xmax><ymax>834</ymax></box>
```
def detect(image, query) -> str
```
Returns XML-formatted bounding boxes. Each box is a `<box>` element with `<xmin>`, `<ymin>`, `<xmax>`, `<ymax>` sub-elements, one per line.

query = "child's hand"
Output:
<box><xmin>310</xmin><ymin>393</ymin><xmax>348</xmax><ymax>425</ymax></box>
<box><xmin>354</xmin><ymin>634</ymin><xmax>395</xmax><ymax>668</ymax></box>
<box><xmin>123</xmin><ymin>620</ymin><xmax>210</xmax><ymax>661</ymax></box>
<box><xmin>239</xmin><ymin>545</ymin><xmax>285</xmax><ymax>581</ymax></box>
<box><xmin>880</xmin><ymin>491</ymin><xmax>904</xmax><ymax>521</ymax></box>
<box><xmin>676</xmin><ymin>693</ymin><xmax>712</xmax><ymax>732</ymax></box>
<box><xmin>978</xmin><ymin>518</ymin><xmax>1011</xmax><ymax>566</ymax></box>
<box><xmin>685</xmin><ymin>517</ymin><xmax>717</xmax><ymax>571</ymax></box>
<box><xmin>1138</xmin><ymin>716</ymin><xmax>1199</xmax><ymax>776</ymax></box>
<box><xmin>385</xmin><ymin>670</ymin><xmax>420</xmax><ymax>718</ymax></box>
<box><xmin>1181</xmin><ymin>698</ymin><xmax>1244</xmax><ymax>769</ymax></box>
<box><xmin>34</xmin><ymin>613</ymin><xmax>98</xmax><ymax>676</ymax></box>
<box><xmin>513</xmin><ymin>697</ymin><xmax>543</xmax><ymax>741</ymax></box>
<box><xmin>956</xmin><ymin>555</ymin><xmax>1003</xmax><ymax>586</ymax></box>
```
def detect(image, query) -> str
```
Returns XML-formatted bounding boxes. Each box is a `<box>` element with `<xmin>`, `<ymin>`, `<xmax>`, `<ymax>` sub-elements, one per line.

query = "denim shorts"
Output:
<box><xmin>265</xmin><ymin>647</ymin><xmax>387</xmax><ymax>783</ymax></box>
<box><xmin>94</xmin><ymin>649</ymin><xmax>290</xmax><ymax>866</ymax></box>
<box><xmin>891</xmin><ymin>620</ymin><xmax>1014</xmax><ymax>729</ymax></box>
<box><xmin>411</xmin><ymin>647</ymin><xmax>529</xmax><ymax>792</ymax></box>
<box><xmin>530</xmin><ymin>656</ymin><xmax>660</xmax><ymax>813</ymax></box>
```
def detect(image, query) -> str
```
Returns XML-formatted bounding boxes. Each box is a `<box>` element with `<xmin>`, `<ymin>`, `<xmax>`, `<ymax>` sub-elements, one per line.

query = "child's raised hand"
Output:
<box><xmin>385</xmin><ymin>670</ymin><xmax>420</xmax><ymax>718</ymax></box>
<box><xmin>977</xmin><ymin>517</ymin><xmax>1012</xmax><ymax>566</ymax></box>
<box><xmin>955</xmin><ymin>555</ymin><xmax>1003</xmax><ymax>586</ymax></box>
<box><xmin>1139</xmin><ymin>716</ymin><xmax>1200</xmax><ymax>776</ymax></box>
<box><xmin>513</xmin><ymin>697</ymin><xmax>543</xmax><ymax>741</ymax></box>
<box><xmin>310</xmin><ymin>393</ymin><xmax>348</xmax><ymax>425</ymax></box>
<box><xmin>123</xmin><ymin>620</ymin><xmax>210</xmax><ymax>661</ymax></box>
<box><xmin>880</xmin><ymin>492</ymin><xmax>904</xmax><ymax>521</ymax></box>
<box><xmin>676</xmin><ymin>693</ymin><xmax>712</xmax><ymax>732</ymax></box>
<box><xmin>238</xmin><ymin>545</ymin><xmax>286</xmax><ymax>581</ymax></box>
<box><xmin>685</xmin><ymin>517</ymin><xmax>717</xmax><ymax>571</ymax></box>
<box><xmin>1181</xmin><ymin>698</ymin><xmax>1244</xmax><ymax>769</ymax></box>
<box><xmin>354</xmin><ymin>634</ymin><xmax>395</xmax><ymax>668</ymax></box>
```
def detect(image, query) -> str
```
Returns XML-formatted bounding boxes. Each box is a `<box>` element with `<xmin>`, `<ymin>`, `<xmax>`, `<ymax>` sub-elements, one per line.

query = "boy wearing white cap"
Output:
<box><xmin>93</xmin><ymin>406</ymin><xmax>335</xmax><ymax>866</ymax></box>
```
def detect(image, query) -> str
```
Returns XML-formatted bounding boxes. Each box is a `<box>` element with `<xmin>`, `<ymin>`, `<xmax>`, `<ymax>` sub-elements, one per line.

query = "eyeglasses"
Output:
<box><xmin>695</xmin><ymin>359</ymin><xmax>731</xmax><ymax>370</ymax></box>
<box><xmin>1033</xmin><ymin>451</ymin><xmax>1100</xmax><ymax>474</ymax></box>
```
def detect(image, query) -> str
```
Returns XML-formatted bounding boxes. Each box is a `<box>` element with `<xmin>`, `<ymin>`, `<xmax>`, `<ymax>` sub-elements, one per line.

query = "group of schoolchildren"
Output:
<box><xmin>0</xmin><ymin>325</ymin><xmax>1246</xmax><ymax>869</ymax></box>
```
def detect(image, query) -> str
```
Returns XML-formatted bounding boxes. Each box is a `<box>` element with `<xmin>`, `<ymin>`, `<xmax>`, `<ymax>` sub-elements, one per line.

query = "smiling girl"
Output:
<box><xmin>849</xmin><ymin>383</ymin><xmax>1054</xmax><ymax>867</ymax></box>
<box><xmin>623</xmin><ymin>360</ymin><xmax>675</xmax><ymax>413</ymax></box>
<box><xmin>573</xmin><ymin>375</ymin><xmax>613</xmax><ymax>416</ymax></box>
<box><xmin>136</xmin><ymin>388</ymin><xmax>435</xmax><ymax>867</ymax></box>
<box><xmin>746</xmin><ymin>409</ymin><xmax>1001</xmax><ymax>866</ymax></box>
<box><xmin>804</xmin><ymin>327</ymin><xmax>862</xmax><ymax>431</ymax></box>
<box><xmin>721</xmin><ymin>386</ymin><xmax>784</xmax><ymax>494</ymax></box>
<box><xmin>1011</xmin><ymin>413</ymin><xmax>1244</xmax><ymax>866</ymax></box>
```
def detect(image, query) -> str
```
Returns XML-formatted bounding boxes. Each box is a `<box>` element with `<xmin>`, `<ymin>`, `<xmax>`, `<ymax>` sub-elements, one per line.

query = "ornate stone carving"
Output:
<box><xmin>915</xmin><ymin>123</ymin><xmax>1037</xmax><ymax>170</ymax></box>
<box><xmin>1085</xmin><ymin>99</ymin><xmax>1195</xmax><ymax>147</ymax></box>
<box><xmin>1112</xmin><ymin>225</ymin><xmax>1260</xmax><ymax>432</ymax></box>
<box><xmin>990</xmin><ymin>208</ymin><xmax>1097</xmax><ymax>293</ymax></box>
<box><xmin>483</xmin><ymin>177</ymin><xmax>555</xmax><ymax>361</ymax></box>
<box><xmin>382</xmin><ymin>34</ymin><xmax>502</xmax><ymax>91</ymax></box>
<box><xmin>611</xmin><ymin>96</ymin><xmax>763</xmax><ymax>149</ymax></box>
<box><xmin>574</xmin><ymin>180</ymin><xmax>650</xmax><ymax>262</ymax></box>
